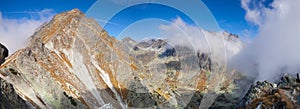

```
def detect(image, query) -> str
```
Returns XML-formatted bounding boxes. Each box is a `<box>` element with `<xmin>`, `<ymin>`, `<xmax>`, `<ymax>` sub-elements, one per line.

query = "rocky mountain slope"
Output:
<box><xmin>1</xmin><ymin>43</ymin><xmax>32</xmax><ymax>108</ymax></box>
<box><xmin>237</xmin><ymin>73</ymin><xmax>300</xmax><ymax>108</ymax></box>
<box><xmin>0</xmin><ymin>9</ymin><xmax>289</xmax><ymax>109</ymax></box>
<box><xmin>0</xmin><ymin>9</ymin><xmax>129</xmax><ymax>109</ymax></box>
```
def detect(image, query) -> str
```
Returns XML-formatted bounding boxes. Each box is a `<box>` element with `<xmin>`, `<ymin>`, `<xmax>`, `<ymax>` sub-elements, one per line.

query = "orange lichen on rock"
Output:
<box><xmin>106</xmin><ymin>62</ymin><xmax>128</xmax><ymax>100</ymax></box>
<box><xmin>36</xmin><ymin>52</ymin><xmax>83</xmax><ymax>101</ymax></box>
<box><xmin>41</xmin><ymin>10</ymin><xmax>83</xmax><ymax>43</ymax></box>
<box><xmin>59</xmin><ymin>51</ymin><xmax>73</xmax><ymax>68</ymax></box>
<box><xmin>130</xmin><ymin>63</ymin><xmax>138</xmax><ymax>71</ymax></box>
<box><xmin>246</xmin><ymin>89</ymin><xmax>295</xmax><ymax>109</ymax></box>
<box><xmin>165</xmin><ymin>71</ymin><xmax>180</xmax><ymax>90</ymax></box>
<box><xmin>154</xmin><ymin>88</ymin><xmax>171</xmax><ymax>100</ymax></box>
<box><xmin>42</xmin><ymin>25</ymin><xmax>58</xmax><ymax>43</ymax></box>
<box><xmin>108</xmin><ymin>41</ymin><xmax>114</xmax><ymax>47</ymax></box>
<box><xmin>196</xmin><ymin>70</ymin><xmax>207</xmax><ymax>92</ymax></box>
<box><xmin>95</xmin><ymin>54</ymin><xmax>129</xmax><ymax>101</ymax></box>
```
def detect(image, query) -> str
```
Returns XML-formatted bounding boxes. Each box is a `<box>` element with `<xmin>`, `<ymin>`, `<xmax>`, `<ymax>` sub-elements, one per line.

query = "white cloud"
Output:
<box><xmin>0</xmin><ymin>9</ymin><xmax>55</xmax><ymax>54</ymax></box>
<box><xmin>241</xmin><ymin>0</ymin><xmax>272</xmax><ymax>26</ymax></box>
<box><xmin>234</xmin><ymin>0</ymin><xmax>300</xmax><ymax>81</ymax></box>
<box><xmin>159</xmin><ymin>17</ymin><xmax>243</xmax><ymax>61</ymax></box>
<box><xmin>159</xmin><ymin>17</ymin><xmax>208</xmax><ymax>51</ymax></box>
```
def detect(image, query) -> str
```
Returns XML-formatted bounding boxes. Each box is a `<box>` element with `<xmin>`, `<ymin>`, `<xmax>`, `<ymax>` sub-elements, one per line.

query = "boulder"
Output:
<box><xmin>0</xmin><ymin>43</ymin><xmax>8</xmax><ymax>65</ymax></box>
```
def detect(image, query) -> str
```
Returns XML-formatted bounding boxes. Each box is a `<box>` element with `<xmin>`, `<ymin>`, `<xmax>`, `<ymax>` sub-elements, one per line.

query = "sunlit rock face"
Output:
<box><xmin>0</xmin><ymin>43</ymin><xmax>32</xmax><ymax>108</ymax></box>
<box><xmin>0</xmin><ymin>9</ymin><xmax>245</xmax><ymax>109</ymax></box>
<box><xmin>0</xmin><ymin>9</ymin><xmax>130</xmax><ymax>109</ymax></box>
<box><xmin>237</xmin><ymin>73</ymin><xmax>300</xmax><ymax>109</ymax></box>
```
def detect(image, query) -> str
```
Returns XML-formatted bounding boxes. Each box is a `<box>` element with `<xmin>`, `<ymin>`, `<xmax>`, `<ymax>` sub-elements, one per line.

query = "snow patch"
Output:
<box><xmin>92</xmin><ymin>59</ymin><xmax>127</xmax><ymax>109</ymax></box>
<box><xmin>64</xmin><ymin>48</ymin><xmax>105</xmax><ymax>105</ymax></box>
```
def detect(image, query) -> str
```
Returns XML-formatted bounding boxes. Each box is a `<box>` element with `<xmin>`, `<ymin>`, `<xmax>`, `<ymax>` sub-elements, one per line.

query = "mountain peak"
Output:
<box><xmin>30</xmin><ymin>9</ymin><xmax>85</xmax><ymax>44</ymax></box>
<box><xmin>53</xmin><ymin>8</ymin><xmax>83</xmax><ymax>20</ymax></box>
<box><xmin>0</xmin><ymin>9</ymin><xmax>125</xmax><ymax>108</ymax></box>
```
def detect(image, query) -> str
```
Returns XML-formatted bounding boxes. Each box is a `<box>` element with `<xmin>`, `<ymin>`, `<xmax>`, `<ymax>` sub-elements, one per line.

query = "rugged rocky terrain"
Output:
<box><xmin>1</xmin><ymin>9</ymin><xmax>296</xmax><ymax>109</ymax></box>
<box><xmin>1</xmin><ymin>43</ymin><xmax>32</xmax><ymax>109</ymax></box>
<box><xmin>237</xmin><ymin>73</ymin><xmax>300</xmax><ymax>108</ymax></box>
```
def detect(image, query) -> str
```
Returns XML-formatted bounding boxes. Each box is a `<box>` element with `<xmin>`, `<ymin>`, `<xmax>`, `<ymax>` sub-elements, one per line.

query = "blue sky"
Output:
<box><xmin>0</xmin><ymin>0</ymin><xmax>95</xmax><ymax>18</ymax></box>
<box><xmin>202</xmin><ymin>0</ymin><xmax>257</xmax><ymax>35</ymax></box>
<box><xmin>102</xmin><ymin>3</ymin><xmax>196</xmax><ymax>38</ymax></box>
<box><xmin>0</xmin><ymin>0</ymin><xmax>258</xmax><ymax>39</ymax></box>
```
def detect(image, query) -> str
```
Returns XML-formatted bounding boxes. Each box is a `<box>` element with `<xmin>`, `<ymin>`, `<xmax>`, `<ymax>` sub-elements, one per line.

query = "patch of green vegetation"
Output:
<box><xmin>206</xmin><ymin>70</ymin><xmax>212</xmax><ymax>78</ymax></box>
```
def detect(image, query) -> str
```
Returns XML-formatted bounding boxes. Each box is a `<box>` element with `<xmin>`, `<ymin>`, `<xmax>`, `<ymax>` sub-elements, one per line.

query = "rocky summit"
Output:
<box><xmin>0</xmin><ymin>9</ymin><xmax>129</xmax><ymax>109</ymax></box>
<box><xmin>0</xmin><ymin>9</ymin><xmax>292</xmax><ymax>109</ymax></box>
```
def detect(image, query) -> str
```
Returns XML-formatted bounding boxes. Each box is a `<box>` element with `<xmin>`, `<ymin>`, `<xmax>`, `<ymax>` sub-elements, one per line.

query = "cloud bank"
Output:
<box><xmin>0</xmin><ymin>9</ymin><xmax>55</xmax><ymax>54</ymax></box>
<box><xmin>159</xmin><ymin>17</ymin><xmax>243</xmax><ymax>61</ymax></box>
<box><xmin>233</xmin><ymin>0</ymin><xmax>300</xmax><ymax>81</ymax></box>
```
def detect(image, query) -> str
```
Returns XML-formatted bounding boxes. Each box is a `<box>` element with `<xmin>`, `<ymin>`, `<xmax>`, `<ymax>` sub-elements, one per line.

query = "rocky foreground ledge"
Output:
<box><xmin>238</xmin><ymin>73</ymin><xmax>300</xmax><ymax>108</ymax></box>
<box><xmin>1</xmin><ymin>43</ymin><xmax>31</xmax><ymax>108</ymax></box>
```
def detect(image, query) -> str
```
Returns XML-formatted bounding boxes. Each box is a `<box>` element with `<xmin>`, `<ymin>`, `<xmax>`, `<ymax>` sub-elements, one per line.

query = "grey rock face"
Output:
<box><xmin>238</xmin><ymin>73</ymin><xmax>300</xmax><ymax>108</ymax></box>
<box><xmin>297</xmin><ymin>73</ymin><xmax>300</xmax><ymax>82</ymax></box>
<box><xmin>0</xmin><ymin>78</ymin><xmax>32</xmax><ymax>109</ymax></box>
<box><xmin>0</xmin><ymin>44</ymin><xmax>29</xmax><ymax>109</ymax></box>
<box><xmin>197</xmin><ymin>52</ymin><xmax>212</xmax><ymax>71</ymax></box>
<box><xmin>0</xmin><ymin>43</ymin><xmax>8</xmax><ymax>65</ymax></box>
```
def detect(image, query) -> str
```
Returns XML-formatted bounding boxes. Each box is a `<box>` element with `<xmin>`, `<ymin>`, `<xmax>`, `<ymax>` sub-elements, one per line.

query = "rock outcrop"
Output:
<box><xmin>0</xmin><ymin>78</ymin><xmax>32</xmax><ymax>109</ymax></box>
<box><xmin>0</xmin><ymin>43</ymin><xmax>32</xmax><ymax>108</ymax></box>
<box><xmin>238</xmin><ymin>73</ymin><xmax>300</xmax><ymax>108</ymax></box>
<box><xmin>0</xmin><ymin>43</ymin><xmax>8</xmax><ymax>65</ymax></box>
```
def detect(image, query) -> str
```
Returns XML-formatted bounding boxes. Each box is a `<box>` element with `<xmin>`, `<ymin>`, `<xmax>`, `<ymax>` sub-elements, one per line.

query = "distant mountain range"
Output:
<box><xmin>0</xmin><ymin>9</ymin><xmax>299</xmax><ymax>109</ymax></box>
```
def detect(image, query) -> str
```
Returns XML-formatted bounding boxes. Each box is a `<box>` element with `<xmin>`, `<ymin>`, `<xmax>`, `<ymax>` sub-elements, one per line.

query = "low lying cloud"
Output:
<box><xmin>159</xmin><ymin>17</ymin><xmax>243</xmax><ymax>61</ymax></box>
<box><xmin>159</xmin><ymin>17</ymin><xmax>208</xmax><ymax>51</ymax></box>
<box><xmin>0</xmin><ymin>9</ymin><xmax>55</xmax><ymax>54</ymax></box>
<box><xmin>233</xmin><ymin>0</ymin><xmax>300</xmax><ymax>81</ymax></box>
